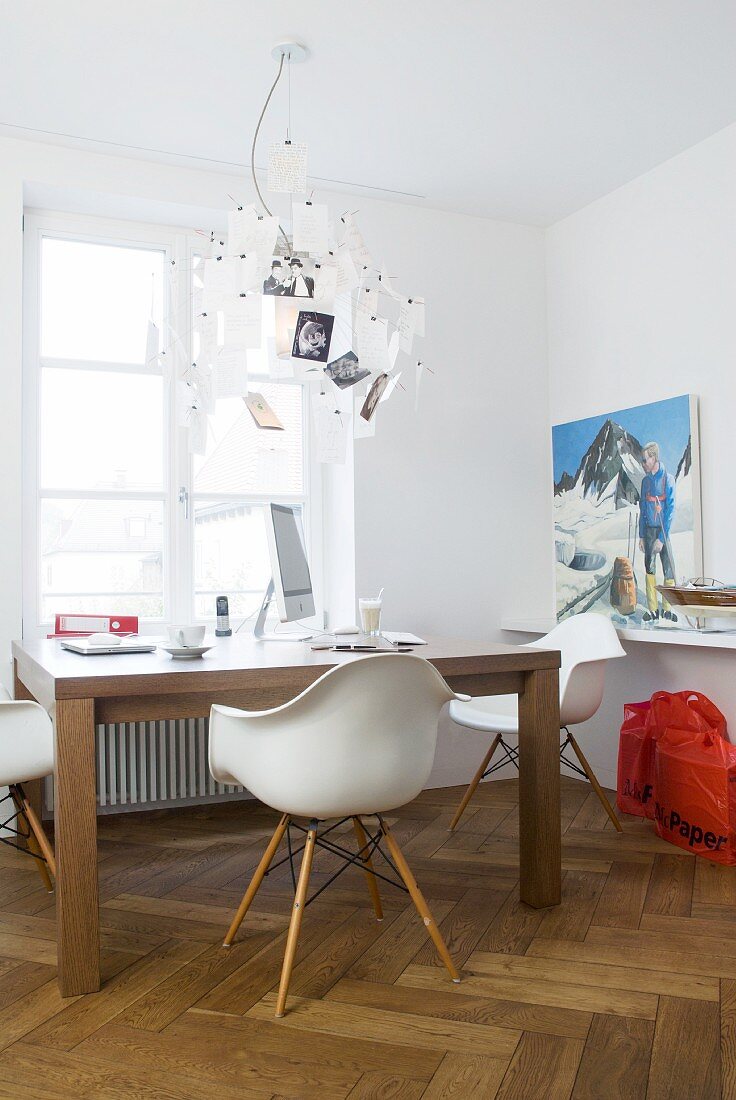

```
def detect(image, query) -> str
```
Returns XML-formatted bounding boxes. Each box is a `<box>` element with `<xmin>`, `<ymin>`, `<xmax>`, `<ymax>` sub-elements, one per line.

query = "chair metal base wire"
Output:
<box><xmin>0</xmin><ymin>790</ymin><xmax>47</xmax><ymax>863</ymax></box>
<box><xmin>266</xmin><ymin>816</ymin><xmax>409</xmax><ymax>908</ymax></box>
<box><xmin>559</xmin><ymin>728</ymin><xmax>589</xmax><ymax>780</ymax></box>
<box><xmin>481</xmin><ymin>728</ymin><xmax>587</xmax><ymax>781</ymax></box>
<box><xmin>481</xmin><ymin>738</ymin><xmax>519</xmax><ymax>778</ymax></box>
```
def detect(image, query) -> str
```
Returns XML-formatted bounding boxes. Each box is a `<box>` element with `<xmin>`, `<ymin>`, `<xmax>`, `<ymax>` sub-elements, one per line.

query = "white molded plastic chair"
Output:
<box><xmin>209</xmin><ymin>653</ymin><xmax>462</xmax><ymax>1017</ymax></box>
<box><xmin>449</xmin><ymin>614</ymin><xmax>626</xmax><ymax>832</ymax></box>
<box><xmin>0</xmin><ymin>684</ymin><xmax>56</xmax><ymax>890</ymax></box>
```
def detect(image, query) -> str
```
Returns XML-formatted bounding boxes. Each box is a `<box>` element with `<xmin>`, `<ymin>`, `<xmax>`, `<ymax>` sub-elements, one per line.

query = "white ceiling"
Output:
<box><xmin>2</xmin><ymin>1</ymin><xmax>736</xmax><ymax>225</ymax></box>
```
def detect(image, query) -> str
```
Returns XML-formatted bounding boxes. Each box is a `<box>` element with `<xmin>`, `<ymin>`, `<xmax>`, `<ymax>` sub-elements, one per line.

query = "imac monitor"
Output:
<box><xmin>256</xmin><ymin>504</ymin><xmax>315</xmax><ymax>640</ymax></box>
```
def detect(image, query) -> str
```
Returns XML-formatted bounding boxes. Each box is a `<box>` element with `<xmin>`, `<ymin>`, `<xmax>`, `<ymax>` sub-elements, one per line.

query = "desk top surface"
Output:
<box><xmin>12</xmin><ymin>633</ymin><xmax>560</xmax><ymax>701</ymax></box>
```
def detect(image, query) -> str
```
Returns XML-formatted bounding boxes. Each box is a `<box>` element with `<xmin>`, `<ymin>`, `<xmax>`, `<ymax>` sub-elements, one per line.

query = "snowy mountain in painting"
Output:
<box><xmin>554</xmin><ymin>422</ymin><xmax>694</xmax><ymax>624</ymax></box>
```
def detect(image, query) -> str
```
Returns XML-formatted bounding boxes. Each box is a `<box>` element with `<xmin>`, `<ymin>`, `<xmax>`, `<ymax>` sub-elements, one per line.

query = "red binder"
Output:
<box><xmin>48</xmin><ymin>613</ymin><xmax>139</xmax><ymax>639</ymax></box>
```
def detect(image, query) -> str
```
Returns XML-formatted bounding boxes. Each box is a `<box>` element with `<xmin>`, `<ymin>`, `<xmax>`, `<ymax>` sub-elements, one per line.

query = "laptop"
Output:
<box><xmin>60</xmin><ymin>638</ymin><xmax>157</xmax><ymax>655</ymax></box>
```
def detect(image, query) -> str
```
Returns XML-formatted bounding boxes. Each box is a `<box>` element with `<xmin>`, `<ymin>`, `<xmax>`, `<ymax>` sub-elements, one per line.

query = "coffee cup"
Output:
<box><xmin>359</xmin><ymin>597</ymin><xmax>382</xmax><ymax>637</ymax></box>
<box><xmin>169</xmin><ymin>624</ymin><xmax>206</xmax><ymax>648</ymax></box>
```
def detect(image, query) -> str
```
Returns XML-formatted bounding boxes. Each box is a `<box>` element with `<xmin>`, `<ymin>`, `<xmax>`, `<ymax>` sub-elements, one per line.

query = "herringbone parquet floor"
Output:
<box><xmin>0</xmin><ymin>776</ymin><xmax>732</xmax><ymax>1098</ymax></box>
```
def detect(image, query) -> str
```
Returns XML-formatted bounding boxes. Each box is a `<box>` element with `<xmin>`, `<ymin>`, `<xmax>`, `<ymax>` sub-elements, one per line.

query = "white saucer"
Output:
<box><xmin>158</xmin><ymin>644</ymin><xmax>213</xmax><ymax>659</ymax></box>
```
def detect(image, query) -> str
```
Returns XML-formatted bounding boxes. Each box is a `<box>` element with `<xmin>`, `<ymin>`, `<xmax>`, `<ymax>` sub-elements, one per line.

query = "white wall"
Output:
<box><xmin>545</xmin><ymin>121</ymin><xmax>736</xmax><ymax>787</ymax></box>
<box><xmin>0</xmin><ymin>134</ymin><xmax>549</xmax><ymax>788</ymax></box>
<box><xmin>349</xmin><ymin>203</ymin><xmax>549</xmax><ymax>786</ymax></box>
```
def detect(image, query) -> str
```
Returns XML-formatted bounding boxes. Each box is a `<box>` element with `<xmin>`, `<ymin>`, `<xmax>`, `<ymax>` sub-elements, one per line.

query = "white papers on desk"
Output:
<box><xmin>223</xmin><ymin>297</ymin><xmax>262</xmax><ymax>349</ymax></box>
<box><xmin>292</xmin><ymin>202</ymin><xmax>329</xmax><ymax>254</ymax></box>
<box><xmin>214</xmin><ymin>347</ymin><xmax>248</xmax><ymax>397</ymax></box>
<box><xmin>356</xmin><ymin>312</ymin><xmax>390</xmax><ymax>374</ymax></box>
<box><xmin>268</xmin><ymin>141</ymin><xmax>308</xmax><ymax>194</ymax></box>
<box><xmin>312</xmin><ymin>391</ymin><xmax>349</xmax><ymax>463</ymax></box>
<box><xmin>382</xmin><ymin>632</ymin><xmax>427</xmax><ymax>646</ymax></box>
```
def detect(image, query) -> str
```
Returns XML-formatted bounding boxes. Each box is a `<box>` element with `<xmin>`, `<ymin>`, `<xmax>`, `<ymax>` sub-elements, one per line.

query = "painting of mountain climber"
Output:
<box><xmin>552</xmin><ymin>395</ymin><xmax>702</xmax><ymax>630</ymax></box>
<box><xmin>639</xmin><ymin>441</ymin><xmax>676</xmax><ymax>622</ymax></box>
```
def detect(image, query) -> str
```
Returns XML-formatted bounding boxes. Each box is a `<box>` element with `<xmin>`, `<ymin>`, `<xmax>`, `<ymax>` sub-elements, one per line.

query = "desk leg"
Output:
<box><xmin>55</xmin><ymin>697</ymin><xmax>100</xmax><ymax>995</ymax></box>
<box><xmin>518</xmin><ymin>668</ymin><xmax>561</xmax><ymax>909</ymax></box>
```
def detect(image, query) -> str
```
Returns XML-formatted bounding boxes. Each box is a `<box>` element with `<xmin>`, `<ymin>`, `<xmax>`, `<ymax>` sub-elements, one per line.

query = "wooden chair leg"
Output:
<box><xmin>18</xmin><ymin>787</ymin><xmax>56</xmax><ymax>878</ymax></box>
<box><xmin>378</xmin><ymin>815</ymin><xmax>460</xmax><ymax>982</ymax></box>
<box><xmin>352</xmin><ymin>817</ymin><xmax>383</xmax><ymax>921</ymax></box>
<box><xmin>275</xmin><ymin>820</ymin><xmax>317</xmax><ymax>1018</ymax></box>
<box><xmin>567</xmin><ymin>731</ymin><xmax>623</xmax><ymax>832</ymax></box>
<box><xmin>449</xmin><ymin>733</ymin><xmax>502</xmax><ymax>831</ymax></box>
<box><xmin>223</xmin><ymin>814</ymin><xmax>290</xmax><ymax>947</ymax></box>
<box><xmin>10</xmin><ymin>788</ymin><xmax>53</xmax><ymax>892</ymax></box>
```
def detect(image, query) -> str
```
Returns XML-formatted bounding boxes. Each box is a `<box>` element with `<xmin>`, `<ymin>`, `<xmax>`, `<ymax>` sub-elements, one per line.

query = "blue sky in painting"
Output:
<box><xmin>552</xmin><ymin>395</ymin><xmax>693</xmax><ymax>482</ymax></box>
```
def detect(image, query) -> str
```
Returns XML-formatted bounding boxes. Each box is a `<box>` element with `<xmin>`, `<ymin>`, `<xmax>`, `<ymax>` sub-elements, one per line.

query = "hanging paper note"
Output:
<box><xmin>354</xmin><ymin>386</ymin><xmax>376</xmax><ymax>438</ymax></box>
<box><xmin>313</xmin><ymin>262</ymin><xmax>338</xmax><ymax>311</ymax></box>
<box><xmin>410</xmin><ymin>297</ymin><xmax>425</xmax><ymax>337</ymax></box>
<box><xmin>145</xmin><ymin>319</ymin><xmax>160</xmax><ymax>367</ymax></box>
<box><xmin>415</xmin><ymin>359</ymin><xmax>426</xmax><ymax>412</ymax></box>
<box><xmin>340</xmin><ymin>213</ymin><xmax>373</xmax><ymax>272</ymax></box>
<box><xmin>360</xmin><ymin>373</ymin><xmax>389</xmax><ymax>422</ymax></box>
<box><xmin>195</xmin><ymin>312</ymin><xmax>218</xmax><ymax>368</ymax></box>
<box><xmin>222</xmin><ymin>296</ymin><xmax>262</xmax><ymax>349</ymax></box>
<box><xmin>312</xmin><ymin>391</ymin><xmax>348</xmax><ymax>464</ymax></box>
<box><xmin>335</xmin><ymin>244</ymin><xmax>360</xmax><ymax>294</ymax></box>
<box><xmin>324</xmin><ymin>350</ymin><xmax>370</xmax><ymax>390</ymax></box>
<box><xmin>188</xmin><ymin>407</ymin><xmax>209</xmax><ymax>456</ymax></box>
<box><xmin>292</xmin><ymin>202</ymin><xmax>329</xmax><ymax>254</ymax></box>
<box><xmin>356</xmin><ymin>312</ymin><xmax>390</xmax><ymax>374</ymax></box>
<box><xmin>176</xmin><ymin>380</ymin><xmax>197</xmax><ymax>428</ymax></box>
<box><xmin>355</xmin><ymin>285</ymin><xmax>380</xmax><ymax>322</ymax></box>
<box><xmin>192</xmin><ymin>255</ymin><xmax>207</xmax><ymax>287</ymax></box>
<box><xmin>388</xmin><ymin>331</ymin><xmax>400</xmax><ymax>369</ymax></box>
<box><xmin>268</xmin><ymin>141</ymin><xmax>308</xmax><ymax>194</ymax></box>
<box><xmin>227</xmin><ymin>205</ymin><xmax>258</xmax><ymax>255</ymax></box>
<box><xmin>244</xmin><ymin>391</ymin><xmax>284</xmax><ymax>430</ymax></box>
<box><xmin>379</xmin><ymin>370</ymin><xmax>402</xmax><ymax>404</ymax></box>
<box><xmin>203</xmin><ymin>256</ymin><xmax>240</xmax><ymax>309</ymax></box>
<box><xmin>192</xmin><ymin>364</ymin><xmax>216</xmax><ymax>414</ymax></box>
<box><xmin>379</xmin><ymin>264</ymin><xmax>402</xmax><ymax>302</ymax></box>
<box><xmin>215</xmin><ymin>347</ymin><xmax>249</xmax><ymax>397</ymax></box>
<box><xmin>398</xmin><ymin>297</ymin><xmax>415</xmax><ymax>355</ymax></box>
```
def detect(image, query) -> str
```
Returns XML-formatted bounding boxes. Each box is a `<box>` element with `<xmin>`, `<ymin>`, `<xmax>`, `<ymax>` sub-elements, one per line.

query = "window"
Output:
<box><xmin>23</xmin><ymin>212</ymin><xmax>318</xmax><ymax>634</ymax></box>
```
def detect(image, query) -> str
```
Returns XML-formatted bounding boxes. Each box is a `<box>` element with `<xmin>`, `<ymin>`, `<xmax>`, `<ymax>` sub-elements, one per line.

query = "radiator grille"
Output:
<box><xmin>44</xmin><ymin>717</ymin><xmax>244</xmax><ymax>814</ymax></box>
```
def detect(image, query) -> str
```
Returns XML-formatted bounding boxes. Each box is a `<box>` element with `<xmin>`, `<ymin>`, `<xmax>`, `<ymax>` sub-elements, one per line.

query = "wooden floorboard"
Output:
<box><xmin>0</xmin><ymin>775</ymin><xmax>732</xmax><ymax>1097</ymax></box>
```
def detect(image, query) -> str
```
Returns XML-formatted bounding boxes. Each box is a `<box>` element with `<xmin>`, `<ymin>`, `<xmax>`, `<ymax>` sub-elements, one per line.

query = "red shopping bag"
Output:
<box><xmin>617</xmin><ymin>691</ymin><xmax>727</xmax><ymax>819</ymax></box>
<box><xmin>617</xmin><ymin>701</ymin><xmax>653</xmax><ymax>817</ymax></box>
<box><xmin>654</xmin><ymin>727</ymin><xmax>736</xmax><ymax>864</ymax></box>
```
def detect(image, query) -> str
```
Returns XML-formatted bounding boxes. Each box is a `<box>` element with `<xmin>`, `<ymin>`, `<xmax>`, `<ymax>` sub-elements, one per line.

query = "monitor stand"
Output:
<box><xmin>253</xmin><ymin>579</ymin><xmax>313</xmax><ymax>642</ymax></box>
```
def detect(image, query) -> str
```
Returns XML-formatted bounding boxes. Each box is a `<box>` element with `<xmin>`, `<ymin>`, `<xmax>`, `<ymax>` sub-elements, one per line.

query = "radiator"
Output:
<box><xmin>44</xmin><ymin>717</ymin><xmax>246</xmax><ymax>815</ymax></box>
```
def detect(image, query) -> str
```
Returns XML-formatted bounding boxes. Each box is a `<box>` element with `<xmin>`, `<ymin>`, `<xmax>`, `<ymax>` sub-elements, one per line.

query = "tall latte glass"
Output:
<box><xmin>359</xmin><ymin>597</ymin><xmax>382</xmax><ymax>637</ymax></box>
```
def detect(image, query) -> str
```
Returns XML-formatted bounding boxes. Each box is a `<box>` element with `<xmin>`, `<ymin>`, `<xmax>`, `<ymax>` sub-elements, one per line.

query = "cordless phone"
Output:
<box><xmin>215</xmin><ymin>596</ymin><xmax>232</xmax><ymax>637</ymax></box>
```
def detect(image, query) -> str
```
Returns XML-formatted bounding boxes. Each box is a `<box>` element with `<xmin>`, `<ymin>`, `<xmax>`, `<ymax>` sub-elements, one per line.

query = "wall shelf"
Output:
<box><xmin>501</xmin><ymin>617</ymin><xmax>736</xmax><ymax>650</ymax></box>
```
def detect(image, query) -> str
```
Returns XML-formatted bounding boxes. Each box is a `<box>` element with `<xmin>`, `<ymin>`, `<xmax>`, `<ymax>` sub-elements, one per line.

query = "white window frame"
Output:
<box><xmin>22</xmin><ymin>209</ymin><xmax>323</xmax><ymax>638</ymax></box>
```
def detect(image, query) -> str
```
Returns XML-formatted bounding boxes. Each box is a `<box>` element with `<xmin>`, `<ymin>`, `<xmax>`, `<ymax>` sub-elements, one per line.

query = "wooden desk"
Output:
<box><xmin>12</xmin><ymin>634</ymin><xmax>561</xmax><ymax>997</ymax></box>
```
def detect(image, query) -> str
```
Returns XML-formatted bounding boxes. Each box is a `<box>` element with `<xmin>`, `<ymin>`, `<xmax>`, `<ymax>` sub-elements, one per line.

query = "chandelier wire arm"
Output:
<box><xmin>251</xmin><ymin>52</ymin><xmax>291</xmax><ymax>253</ymax></box>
